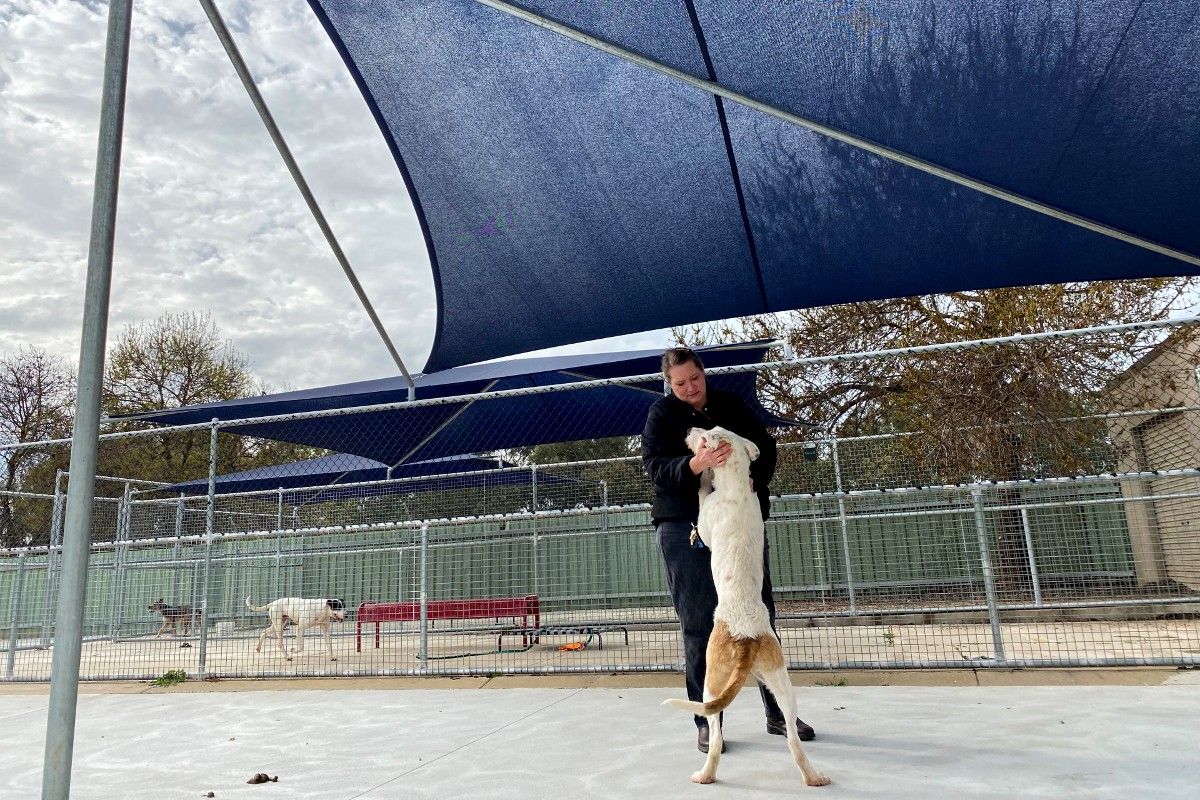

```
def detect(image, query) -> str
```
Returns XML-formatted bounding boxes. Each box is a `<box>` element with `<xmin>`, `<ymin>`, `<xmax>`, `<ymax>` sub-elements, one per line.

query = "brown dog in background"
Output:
<box><xmin>148</xmin><ymin>598</ymin><xmax>193</xmax><ymax>641</ymax></box>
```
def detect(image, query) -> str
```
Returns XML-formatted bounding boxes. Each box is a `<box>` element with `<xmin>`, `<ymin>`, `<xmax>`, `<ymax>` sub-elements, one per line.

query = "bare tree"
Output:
<box><xmin>0</xmin><ymin>347</ymin><xmax>74</xmax><ymax>546</ymax></box>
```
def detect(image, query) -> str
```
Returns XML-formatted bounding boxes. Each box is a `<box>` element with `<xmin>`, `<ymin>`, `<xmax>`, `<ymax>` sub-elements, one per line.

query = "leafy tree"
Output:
<box><xmin>0</xmin><ymin>347</ymin><xmax>74</xmax><ymax>546</ymax></box>
<box><xmin>682</xmin><ymin>284</ymin><xmax>1196</xmax><ymax>596</ymax></box>
<box><xmin>516</xmin><ymin>437</ymin><xmax>646</xmax><ymax>509</ymax></box>
<box><xmin>98</xmin><ymin>311</ymin><xmax>255</xmax><ymax>483</ymax></box>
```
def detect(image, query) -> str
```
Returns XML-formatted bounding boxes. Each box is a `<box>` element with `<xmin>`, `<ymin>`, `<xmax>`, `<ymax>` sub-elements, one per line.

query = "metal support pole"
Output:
<box><xmin>600</xmin><ymin>479</ymin><xmax>608</xmax><ymax>531</ymax></box>
<box><xmin>40</xmin><ymin>470</ymin><xmax>66</xmax><ymax>648</ymax></box>
<box><xmin>397</xmin><ymin>548</ymin><xmax>405</xmax><ymax>602</ymax></box>
<box><xmin>169</xmin><ymin>495</ymin><xmax>183</xmax><ymax>602</ymax></box>
<box><xmin>273</xmin><ymin>488</ymin><xmax>283</xmax><ymax>598</ymax></box>
<box><xmin>6</xmin><ymin>552</ymin><xmax>27</xmax><ymax>679</ymax></box>
<box><xmin>830</xmin><ymin>436</ymin><xmax>857</xmax><ymax>614</ymax></box>
<box><xmin>530</xmin><ymin>465</ymin><xmax>539</xmax><ymax>595</ymax></box>
<box><xmin>197</xmin><ymin>421</ymin><xmax>218</xmax><ymax>676</ymax></box>
<box><xmin>972</xmin><ymin>487</ymin><xmax>1007</xmax><ymax>663</ymax></box>
<box><xmin>1020</xmin><ymin>507</ymin><xmax>1043</xmax><ymax>606</ymax></box>
<box><xmin>108</xmin><ymin>482</ymin><xmax>131</xmax><ymax>642</ymax></box>
<box><xmin>418</xmin><ymin>523</ymin><xmax>429</xmax><ymax>662</ymax></box>
<box><xmin>42</xmin><ymin>1</ymin><xmax>132</xmax><ymax>795</ymax></box>
<box><xmin>196</xmin><ymin>0</ymin><xmax>416</xmax><ymax>397</ymax></box>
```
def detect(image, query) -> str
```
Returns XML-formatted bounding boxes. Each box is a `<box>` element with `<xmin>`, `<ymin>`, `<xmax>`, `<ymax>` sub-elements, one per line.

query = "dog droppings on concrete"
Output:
<box><xmin>246</xmin><ymin>773</ymin><xmax>278</xmax><ymax>784</ymax></box>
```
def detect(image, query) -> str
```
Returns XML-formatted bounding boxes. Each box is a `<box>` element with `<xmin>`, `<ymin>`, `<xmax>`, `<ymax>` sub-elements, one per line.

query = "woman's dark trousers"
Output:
<box><xmin>657</xmin><ymin>520</ymin><xmax>785</xmax><ymax>729</ymax></box>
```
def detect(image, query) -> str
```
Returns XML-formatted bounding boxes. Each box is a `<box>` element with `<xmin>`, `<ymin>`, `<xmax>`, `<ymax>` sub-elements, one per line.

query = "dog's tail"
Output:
<box><xmin>661</xmin><ymin>639</ymin><xmax>755</xmax><ymax>717</ymax></box>
<box><xmin>245</xmin><ymin>596</ymin><xmax>271</xmax><ymax>612</ymax></box>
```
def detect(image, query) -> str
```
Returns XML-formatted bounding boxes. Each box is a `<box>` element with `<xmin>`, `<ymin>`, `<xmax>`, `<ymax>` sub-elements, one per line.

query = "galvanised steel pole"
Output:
<box><xmin>198</xmin><ymin>421</ymin><xmax>219</xmax><ymax>677</ymax></box>
<box><xmin>418</xmin><ymin>522</ymin><xmax>429</xmax><ymax>662</ymax></box>
<box><xmin>6</xmin><ymin>551</ymin><xmax>27</xmax><ymax>679</ymax></box>
<box><xmin>42</xmin><ymin>1</ymin><xmax>132</xmax><ymax>796</ymax></box>
<box><xmin>972</xmin><ymin>486</ymin><xmax>1007</xmax><ymax>664</ymax></box>
<box><xmin>40</xmin><ymin>469</ymin><xmax>66</xmax><ymax>648</ymax></box>
<box><xmin>830</xmin><ymin>435</ymin><xmax>857</xmax><ymax>614</ymax></box>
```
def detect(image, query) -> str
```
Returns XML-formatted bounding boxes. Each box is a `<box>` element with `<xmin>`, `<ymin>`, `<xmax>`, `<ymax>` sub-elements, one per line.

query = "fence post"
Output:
<box><xmin>6</xmin><ymin>551</ymin><xmax>27</xmax><ymax>679</ymax></box>
<box><xmin>1019</xmin><ymin>506</ymin><xmax>1043</xmax><ymax>606</ymax></box>
<box><xmin>830</xmin><ymin>435</ymin><xmax>857</xmax><ymax>614</ymax></box>
<box><xmin>273</xmin><ymin>488</ymin><xmax>283</xmax><ymax>598</ymax></box>
<box><xmin>530</xmin><ymin>464</ymin><xmax>539</xmax><ymax>595</ymax></box>
<box><xmin>197</xmin><ymin>420</ymin><xmax>218</xmax><ymax>677</ymax></box>
<box><xmin>170</xmin><ymin>495</ymin><xmax>183</xmax><ymax>603</ymax></box>
<box><xmin>40</xmin><ymin>470</ymin><xmax>66</xmax><ymax>648</ymax></box>
<box><xmin>971</xmin><ymin>486</ymin><xmax>1007</xmax><ymax>664</ymax></box>
<box><xmin>108</xmin><ymin>482</ymin><xmax>131</xmax><ymax>642</ymax></box>
<box><xmin>600</xmin><ymin>479</ymin><xmax>608</xmax><ymax>531</ymax></box>
<box><xmin>418</xmin><ymin>522</ymin><xmax>429</xmax><ymax>662</ymax></box>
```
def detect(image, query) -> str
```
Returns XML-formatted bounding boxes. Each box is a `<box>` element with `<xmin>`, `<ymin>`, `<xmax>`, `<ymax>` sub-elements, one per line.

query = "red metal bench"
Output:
<box><xmin>355</xmin><ymin>595</ymin><xmax>540</xmax><ymax>652</ymax></box>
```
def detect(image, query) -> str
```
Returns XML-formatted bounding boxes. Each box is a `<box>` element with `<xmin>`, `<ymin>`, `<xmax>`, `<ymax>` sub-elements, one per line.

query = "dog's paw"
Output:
<box><xmin>690</xmin><ymin>771</ymin><xmax>715</xmax><ymax>785</ymax></box>
<box><xmin>805</xmin><ymin>774</ymin><xmax>831</xmax><ymax>787</ymax></box>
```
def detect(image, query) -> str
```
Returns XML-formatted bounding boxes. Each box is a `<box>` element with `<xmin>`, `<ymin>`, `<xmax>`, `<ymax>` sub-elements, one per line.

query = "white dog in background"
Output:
<box><xmin>663</xmin><ymin>426</ymin><xmax>830</xmax><ymax>787</ymax></box>
<box><xmin>245</xmin><ymin>596</ymin><xmax>347</xmax><ymax>661</ymax></box>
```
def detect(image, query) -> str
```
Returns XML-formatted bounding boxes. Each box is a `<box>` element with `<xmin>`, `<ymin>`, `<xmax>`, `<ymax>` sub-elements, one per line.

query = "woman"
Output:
<box><xmin>641</xmin><ymin>347</ymin><xmax>815</xmax><ymax>753</ymax></box>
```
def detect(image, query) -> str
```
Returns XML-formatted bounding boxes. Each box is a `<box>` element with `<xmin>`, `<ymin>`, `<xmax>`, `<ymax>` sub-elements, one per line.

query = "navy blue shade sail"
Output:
<box><xmin>125</xmin><ymin>341</ymin><xmax>795</xmax><ymax>469</ymax></box>
<box><xmin>160</xmin><ymin>453</ymin><xmax>571</xmax><ymax>499</ymax></box>
<box><xmin>307</xmin><ymin>0</ymin><xmax>1200</xmax><ymax>372</ymax></box>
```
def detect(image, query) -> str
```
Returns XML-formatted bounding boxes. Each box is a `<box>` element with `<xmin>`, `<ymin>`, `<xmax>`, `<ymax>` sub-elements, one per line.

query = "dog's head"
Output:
<box><xmin>686</xmin><ymin>426</ymin><xmax>759</xmax><ymax>468</ymax></box>
<box><xmin>148</xmin><ymin>598</ymin><xmax>166</xmax><ymax>613</ymax></box>
<box><xmin>326</xmin><ymin>599</ymin><xmax>347</xmax><ymax>622</ymax></box>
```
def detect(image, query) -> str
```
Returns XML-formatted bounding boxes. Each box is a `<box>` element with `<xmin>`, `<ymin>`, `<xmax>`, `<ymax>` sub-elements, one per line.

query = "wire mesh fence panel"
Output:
<box><xmin>3</xmin><ymin>319</ymin><xmax>1200</xmax><ymax>680</ymax></box>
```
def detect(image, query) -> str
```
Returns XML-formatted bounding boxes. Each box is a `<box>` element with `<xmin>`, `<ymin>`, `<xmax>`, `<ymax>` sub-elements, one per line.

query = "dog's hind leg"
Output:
<box><xmin>254</xmin><ymin>625</ymin><xmax>274</xmax><ymax>654</ymax></box>
<box><xmin>756</xmin><ymin>664</ymin><xmax>830</xmax><ymax>787</ymax></box>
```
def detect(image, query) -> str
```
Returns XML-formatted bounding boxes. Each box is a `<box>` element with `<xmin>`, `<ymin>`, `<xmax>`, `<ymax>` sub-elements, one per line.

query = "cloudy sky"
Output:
<box><xmin>0</xmin><ymin>0</ymin><xmax>673</xmax><ymax>392</ymax></box>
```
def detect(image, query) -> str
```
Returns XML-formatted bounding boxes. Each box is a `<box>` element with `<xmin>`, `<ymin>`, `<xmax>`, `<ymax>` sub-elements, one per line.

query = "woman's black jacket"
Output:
<box><xmin>640</xmin><ymin>388</ymin><xmax>777</xmax><ymax>525</ymax></box>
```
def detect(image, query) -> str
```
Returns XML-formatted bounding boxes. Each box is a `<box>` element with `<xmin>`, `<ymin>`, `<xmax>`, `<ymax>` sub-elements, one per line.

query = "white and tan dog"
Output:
<box><xmin>663</xmin><ymin>426</ymin><xmax>829</xmax><ymax>787</ymax></box>
<box><xmin>245</xmin><ymin>596</ymin><xmax>347</xmax><ymax>661</ymax></box>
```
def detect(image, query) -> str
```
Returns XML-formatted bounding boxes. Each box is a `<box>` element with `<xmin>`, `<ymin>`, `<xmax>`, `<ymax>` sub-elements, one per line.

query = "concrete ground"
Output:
<box><xmin>2</xmin><ymin>670</ymin><xmax>1198</xmax><ymax>799</ymax></box>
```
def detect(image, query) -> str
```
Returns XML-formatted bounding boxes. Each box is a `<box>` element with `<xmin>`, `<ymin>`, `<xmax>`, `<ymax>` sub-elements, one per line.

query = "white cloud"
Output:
<box><xmin>0</xmin><ymin>0</ymin><xmax>686</xmax><ymax>398</ymax></box>
<box><xmin>0</xmin><ymin>0</ymin><xmax>436</xmax><ymax>388</ymax></box>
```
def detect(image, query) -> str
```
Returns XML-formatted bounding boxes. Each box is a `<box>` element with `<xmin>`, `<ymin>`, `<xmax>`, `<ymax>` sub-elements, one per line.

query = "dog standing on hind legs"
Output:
<box><xmin>663</xmin><ymin>426</ymin><xmax>830</xmax><ymax>787</ymax></box>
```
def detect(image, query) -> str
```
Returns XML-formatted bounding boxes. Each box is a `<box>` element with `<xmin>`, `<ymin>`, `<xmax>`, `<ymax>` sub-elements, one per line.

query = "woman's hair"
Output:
<box><xmin>660</xmin><ymin>347</ymin><xmax>704</xmax><ymax>379</ymax></box>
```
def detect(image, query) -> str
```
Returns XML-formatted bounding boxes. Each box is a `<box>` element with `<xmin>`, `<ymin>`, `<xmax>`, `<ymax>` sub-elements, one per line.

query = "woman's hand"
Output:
<box><xmin>689</xmin><ymin>439</ymin><xmax>732</xmax><ymax>474</ymax></box>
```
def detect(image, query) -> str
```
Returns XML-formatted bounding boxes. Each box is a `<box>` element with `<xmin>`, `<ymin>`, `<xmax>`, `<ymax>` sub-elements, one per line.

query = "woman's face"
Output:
<box><xmin>667</xmin><ymin>362</ymin><xmax>707</xmax><ymax>410</ymax></box>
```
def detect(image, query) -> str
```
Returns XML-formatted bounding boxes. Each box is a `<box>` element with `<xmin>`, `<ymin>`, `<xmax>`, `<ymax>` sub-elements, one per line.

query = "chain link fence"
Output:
<box><xmin>3</xmin><ymin>320</ymin><xmax>1199</xmax><ymax>680</ymax></box>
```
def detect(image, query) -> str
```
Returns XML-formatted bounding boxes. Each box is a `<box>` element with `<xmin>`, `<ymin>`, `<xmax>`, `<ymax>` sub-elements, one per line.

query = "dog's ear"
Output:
<box><xmin>684</xmin><ymin>427</ymin><xmax>707</xmax><ymax>454</ymax></box>
<box><xmin>742</xmin><ymin>438</ymin><xmax>760</xmax><ymax>462</ymax></box>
